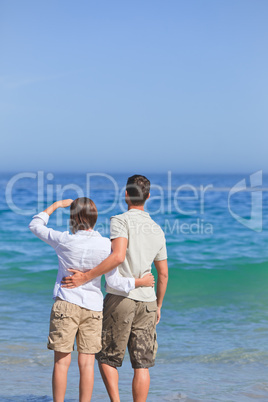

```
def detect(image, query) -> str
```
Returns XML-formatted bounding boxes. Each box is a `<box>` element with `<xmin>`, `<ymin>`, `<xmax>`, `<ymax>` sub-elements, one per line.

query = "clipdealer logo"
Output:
<box><xmin>228</xmin><ymin>170</ymin><xmax>263</xmax><ymax>232</ymax></box>
<box><xmin>4</xmin><ymin>170</ymin><xmax>264</xmax><ymax>233</ymax></box>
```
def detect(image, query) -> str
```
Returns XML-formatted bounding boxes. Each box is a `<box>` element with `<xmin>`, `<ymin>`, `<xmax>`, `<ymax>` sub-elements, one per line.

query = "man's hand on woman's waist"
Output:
<box><xmin>61</xmin><ymin>269</ymin><xmax>91</xmax><ymax>288</ymax></box>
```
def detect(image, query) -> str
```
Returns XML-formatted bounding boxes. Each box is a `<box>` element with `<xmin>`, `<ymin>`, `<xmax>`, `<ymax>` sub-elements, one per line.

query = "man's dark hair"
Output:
<box><xmin>70</xmin><ymin>197</ymin><xmax>98</xmax><ymax>233</ymax></box>
<box><xmin>126</xmin><ymin>175</ymin><xmax>150</xmax><ymax>206</ymax></box>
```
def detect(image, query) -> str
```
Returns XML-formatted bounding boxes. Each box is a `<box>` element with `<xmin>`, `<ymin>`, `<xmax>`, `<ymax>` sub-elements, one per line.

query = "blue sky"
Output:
<box><xmin>1</xmin><ymin>0</ymin><xmax>267</xmax><ymax>173</ymax></box>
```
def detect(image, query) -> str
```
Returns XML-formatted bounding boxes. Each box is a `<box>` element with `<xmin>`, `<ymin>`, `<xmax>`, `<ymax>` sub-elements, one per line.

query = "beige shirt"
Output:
<box><xmin>105</xmin><ymin>209</ymin><xmax>167</xmax><ymax>302</ymax></box>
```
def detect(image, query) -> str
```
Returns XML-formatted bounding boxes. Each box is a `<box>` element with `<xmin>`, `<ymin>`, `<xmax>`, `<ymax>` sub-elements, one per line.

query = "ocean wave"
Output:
<box><xmin>0</xmin><ymin>397</ymin><xmax>53</xmax><ymax>402</ymax></box>
<box><xmin>158</xmin><ymin>348</ymin><xmax>268</xmax><ymax>365</ymax></box>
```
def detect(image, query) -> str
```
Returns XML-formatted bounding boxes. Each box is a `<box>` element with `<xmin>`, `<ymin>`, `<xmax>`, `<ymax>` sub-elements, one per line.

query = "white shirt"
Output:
<box><xmin>29</xmin><ymin>212</ymin><xmax>135</xmax><ymax>311</ymax></box>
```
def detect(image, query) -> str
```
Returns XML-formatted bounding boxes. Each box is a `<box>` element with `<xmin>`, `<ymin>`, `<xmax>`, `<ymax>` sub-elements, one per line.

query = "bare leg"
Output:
<box><xmin>52</xmin><ymin>351</ymin><xmax>71</xmax><ymax>402</ymax></box>
<box><xmin>98</xmin><ymin>362</ymin><xmax>120</xmax><ymax>402</ymax></box>
<box><xmin>132</xmin><ymin>368</ymin><xmax>150</xmax><ymax>402</ymax></box>
<box><xmin>78</xmin><ymin>353</ymin><xmax>95</xmax><ymax>402</ymax></box>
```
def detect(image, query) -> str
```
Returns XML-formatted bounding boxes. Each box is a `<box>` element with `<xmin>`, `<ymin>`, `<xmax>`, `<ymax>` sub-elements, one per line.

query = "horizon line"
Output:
<box><xmin>0</xmin><ymin>170</ymin><xmax>266</xmax><ymax>176</ymax></box>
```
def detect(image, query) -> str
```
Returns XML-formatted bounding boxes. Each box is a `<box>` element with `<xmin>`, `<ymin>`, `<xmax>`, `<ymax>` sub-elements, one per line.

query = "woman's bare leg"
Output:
<box><xmin>78</xmin><ymin>353</ymin><xmax>95</xmax><ymax>402</ymax></box>
<box><xmin>52</xmin><ymin>351</ymin><xmax>71</xmax><ymax>402</ymax></box>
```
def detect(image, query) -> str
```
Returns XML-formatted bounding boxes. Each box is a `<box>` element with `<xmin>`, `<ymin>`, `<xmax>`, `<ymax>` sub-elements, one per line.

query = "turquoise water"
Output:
<box><xmin>1</xmin><ymin>172</ymin><xmax>268</xmax><ymax>401</ymax></box>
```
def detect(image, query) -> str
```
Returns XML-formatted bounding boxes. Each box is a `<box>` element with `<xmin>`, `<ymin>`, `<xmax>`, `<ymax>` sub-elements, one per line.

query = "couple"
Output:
<box><xmin>29</xmin><ymin>175</ymin><xmax>168</xmax><ymax>402</ymax></box>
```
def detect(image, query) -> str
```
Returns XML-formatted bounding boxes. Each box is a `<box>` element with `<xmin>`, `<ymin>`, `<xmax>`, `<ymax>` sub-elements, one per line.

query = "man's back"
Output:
<box><xmin>105</xmin><ymin>208</ymin><xmax>167</xmax><ymax>301</ymax></box>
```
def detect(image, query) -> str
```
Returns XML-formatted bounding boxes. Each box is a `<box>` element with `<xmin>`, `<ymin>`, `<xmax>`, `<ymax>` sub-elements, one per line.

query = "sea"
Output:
<box><xmin>1</xmin><ymin>171</ymin><xmax>268</xmax><ymax>402</ymax></box>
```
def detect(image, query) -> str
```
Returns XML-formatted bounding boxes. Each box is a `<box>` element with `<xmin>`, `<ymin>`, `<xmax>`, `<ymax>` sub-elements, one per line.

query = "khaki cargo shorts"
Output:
<box><xmin>47</xmin><ymin>298</ymin><xmax>103</xmax><ymax>354</ymax></box>
<box><xmin>96</xmin><ymin>294</ymin><xmax>158</xmax><ymax>369</ymax></box>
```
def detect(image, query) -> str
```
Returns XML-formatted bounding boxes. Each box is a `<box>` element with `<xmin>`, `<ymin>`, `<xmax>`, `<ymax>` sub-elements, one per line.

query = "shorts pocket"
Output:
<box><xmin>50</xmin><ymin>309</ymin><xmax>70</xmax><ymax>331</ymax></box>
<box><xmin>90</xmin><ymin>312</ymin><xmax>102</xmax><ymax>320</ymax></box>
<box><xmin>145</xmin><ymin>302</ymin><xmax>158</xmax><ymax>326</ymax></box>
<box><xmin>146</xmin><ymin>302</ymin><xmax>157</xmax><ymax>313</ymax></box>
<box><xmin>54</xmin><ymin>310</ymin><xmax>69</xmax><ymax>319</ymax></box>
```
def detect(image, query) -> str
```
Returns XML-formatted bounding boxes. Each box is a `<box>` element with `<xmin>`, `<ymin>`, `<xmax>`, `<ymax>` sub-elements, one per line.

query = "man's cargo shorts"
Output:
<box><xmin>96</xmin><ymin>294</ymin><xmax>158</xmax><ymax>369</ymax></box>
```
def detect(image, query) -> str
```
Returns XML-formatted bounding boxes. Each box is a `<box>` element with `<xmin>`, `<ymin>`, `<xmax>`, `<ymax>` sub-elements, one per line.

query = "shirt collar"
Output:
<box><xmin>128</xmin><ymin>209</ymin><xmax>150</xmax><ymax>217</ymax></box>
<box><xmin>74</xmin><ymin>230</ymin><xmax>101</xmax><ymax>237</ymax></box>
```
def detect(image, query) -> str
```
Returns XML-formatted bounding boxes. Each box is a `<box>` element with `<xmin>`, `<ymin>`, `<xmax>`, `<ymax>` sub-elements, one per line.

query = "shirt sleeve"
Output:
<box><xmin>28</xmin><ymin>212</ymin><xmax>64</xmax><ymax>249</ymax></box>
<box><xmin>154</xmin><ymin>237</ymin><xmax>168</xmax><ymax>261</ymax></box>
<box><xmin>105</xmin><ymin>268</ymin><xmax>135</xmax><ymax>293</ymax></box>
<box><xmin>110</xmin><ymin>216</ymin><xmax>128</xmax><ymax>240</ymax></box>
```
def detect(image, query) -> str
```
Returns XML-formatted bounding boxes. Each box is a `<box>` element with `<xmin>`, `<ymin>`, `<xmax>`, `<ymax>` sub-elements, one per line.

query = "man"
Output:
<box><xmin>62</xmin><ymin>175</ymin><xmax>168</xmax><ymax>402</ymax></box>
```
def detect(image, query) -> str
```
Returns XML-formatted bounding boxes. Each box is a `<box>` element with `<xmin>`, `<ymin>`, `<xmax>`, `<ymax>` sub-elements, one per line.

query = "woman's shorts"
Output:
<box><xmin>47</xmin><ymin>298</ymin><xmax>103</xmax><ymax>354</ymax></box>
